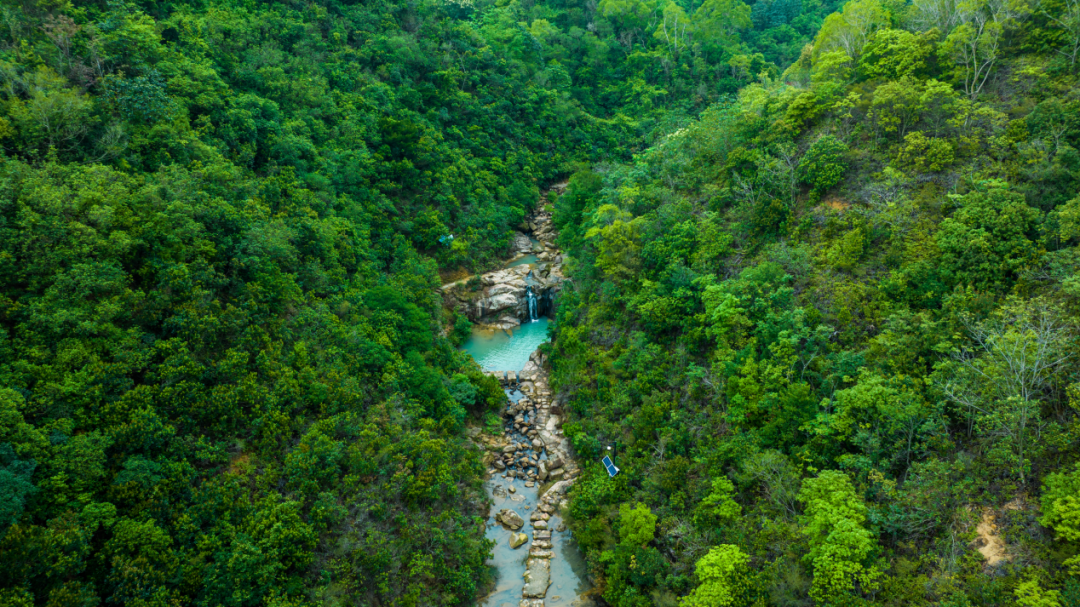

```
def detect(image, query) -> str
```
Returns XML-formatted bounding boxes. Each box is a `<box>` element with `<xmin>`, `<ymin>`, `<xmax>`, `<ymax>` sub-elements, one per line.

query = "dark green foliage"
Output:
<box><xmin>798</xmin><ymin>134</ymin><xmax>849</xmax><ymax>194</ymax></box>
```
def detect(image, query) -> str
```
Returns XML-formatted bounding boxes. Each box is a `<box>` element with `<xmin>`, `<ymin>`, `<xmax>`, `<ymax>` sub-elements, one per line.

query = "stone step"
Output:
<box><xmin>529</xmin><ymin>548</ymin><xmax>554</xmax><ymax>559</ymax></box>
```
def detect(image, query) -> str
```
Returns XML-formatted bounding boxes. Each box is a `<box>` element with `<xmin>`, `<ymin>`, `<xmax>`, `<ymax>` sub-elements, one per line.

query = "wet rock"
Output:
<box><xmin>556</xmin><ymin>522</ymin><xmax>568</xmax><ymax>532</ymax></box>
<box><xmin>509</xmin><ymin>532</ymin><xmax>528</xmax><ymax>549</ymax></box>
<box><xmin>533</xmin><ymin>520</ymin><xmax>548</xmax><ymax>530</ymax></box>
<box><xmin>538</xmin><ymin>462</ymin><xmax>549</xmax><ymax>481</ymax></box>
<box><xmin>497</xmin><ymin>509</ymin><xmax>524</xmax><ymax>530</ymax></box>
<box><xmin>531</xmin><ymin>439</ymin><xmax>543</xmax><ymax>448</ymax></box>
<box><xmin>508</xmin><ymin>486</ymin><xmax>516</xmax><ymax>494</ymax></box>
<box><xmin>529</xmin><ymin>548</ymin><xmax>554</xmax><ymax>559</ymax></box>
<box><xmin>522</xmin><ymin>558</ymin><xmax>551</xmax><ymax>598</ymax></box>
<box><xmin>494</xmin><ymin>460</ymin><xmax>506</xmax><ymax>470</ymax></box>
<box><xmin>534</xmin><ymin>530</ymin><xmax>551</xmax><ymax>540</ymax></box>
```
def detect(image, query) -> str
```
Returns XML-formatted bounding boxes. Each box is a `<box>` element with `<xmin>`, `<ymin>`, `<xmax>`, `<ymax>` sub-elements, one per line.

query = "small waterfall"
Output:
<box><xmin>526</xmin><ymin>286</ymin><xmax>538</xmax><ymax>322</ymax></box>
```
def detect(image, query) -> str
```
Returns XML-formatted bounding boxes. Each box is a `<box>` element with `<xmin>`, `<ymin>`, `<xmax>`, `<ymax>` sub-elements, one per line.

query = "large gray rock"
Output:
<box><xmin>522</xmin><ymin>558</ymin><xmax>551</xmax><ymax>598</ymax></box>
<box><xmin>511</xmin><ymin>232</ymin><xmax>533</xmax><ymax>255</ymax></box>
<box><xmin>496</xmin><ymin>509</ymin><xmax>524</xmax><ymax>530</ymax></box>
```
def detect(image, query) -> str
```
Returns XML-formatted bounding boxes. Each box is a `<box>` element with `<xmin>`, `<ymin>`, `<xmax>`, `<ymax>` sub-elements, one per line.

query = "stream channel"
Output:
<box><xmin>461</xmin><ymin>252</ymin><xmax>592</xmax><ymax>606</ymax></box>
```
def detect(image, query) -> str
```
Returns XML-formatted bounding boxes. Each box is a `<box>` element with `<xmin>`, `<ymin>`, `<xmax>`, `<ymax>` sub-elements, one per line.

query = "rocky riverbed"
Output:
<box><xmin>458</xmin><ymin>184</ymin><xmax>592</xmax><ymax>607</ymax></box>
<box><xmin>474</xmin><ymin>351</ymin><xmax>592</xmax><ymax>607</ymax></box>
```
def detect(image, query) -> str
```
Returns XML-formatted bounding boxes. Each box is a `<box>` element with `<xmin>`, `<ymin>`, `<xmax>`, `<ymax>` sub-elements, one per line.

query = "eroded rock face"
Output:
<box><xmin>440</xmin><ymin>211</ymin><xmax>563</xmax><ymax>326</ymax></box>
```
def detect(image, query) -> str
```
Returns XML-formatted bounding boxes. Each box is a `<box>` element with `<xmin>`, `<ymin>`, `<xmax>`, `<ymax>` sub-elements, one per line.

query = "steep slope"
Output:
<box><xmin>548</xmin><ymin>0</ymin><xmax>1080</xmax><ymax>604</ymax></box>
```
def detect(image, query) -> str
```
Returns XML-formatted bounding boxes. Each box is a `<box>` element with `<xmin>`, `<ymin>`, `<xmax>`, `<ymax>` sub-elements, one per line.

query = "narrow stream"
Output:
<box><xmin>463</xmin><ymin>321</ymin><xmax>591</xmax><ymax>607</ymax></box>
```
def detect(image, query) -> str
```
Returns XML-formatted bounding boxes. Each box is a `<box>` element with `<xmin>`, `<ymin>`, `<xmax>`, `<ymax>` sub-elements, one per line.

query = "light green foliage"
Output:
<box><xmin>693</xmin><ymin>0</ymin><xmax>753</xmax><ymax>47</ymax></box>
<box><xmin>681</xmin><ymin>544</ymin><xmax>757</xmax><ymax>607</ymax></box>
<box><xmin>897</xmin><ymin>131</ymin><xmax>956</xmax><ymax>171</ymax></box>
<box><xmin>798</xmin><ymin>471</ymin><xmax>881</xmax><ymax>604</ymax></box>
<box><xmin>1040</xmin><ymin>463</ymin><xmax>1080</xmax><ymax>572</ymax></box>
<box><xmin>696</xmin><ymin>476</ymin><xmax>742</xmax><ymax>524</ymax></box>
<box><xmin>812</xmin><ymin>0</ymin><xmax>890</xmax><ymax>59</ymax></box>
<box><xmin>871</xmin><ymin>77</ymin><xmax>926</xmax><ymax>140</ymax></box>
<box><xmin>618</xmin><ymin>502</ymin><xmax>658</xmax><ymax>546</ymax></box>
<box><xmin>1016</xmin><ymin>578</ymin><xmax>1064</xmax><ymax>607</ymax></box>
<box><xmin>859</xmin><ymin>28</ymin><xmax>938</xmax><ymax>80</ymax></box>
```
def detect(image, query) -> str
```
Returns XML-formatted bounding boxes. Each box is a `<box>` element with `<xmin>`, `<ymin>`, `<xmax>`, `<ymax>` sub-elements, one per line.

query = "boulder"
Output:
<box><xmin>497</xmin><ymin>509</ymin><xmax>524</xmax><ymax>530</ymax></box>
<box><xmin>509</xmin><ymin>532</ymin><xmax>529</xmax><ymax>549</ymax></box>
<box><xmin>511</xmin><ymin>232</ymin><xmax>533</xmax><ymax>255</ymax></box>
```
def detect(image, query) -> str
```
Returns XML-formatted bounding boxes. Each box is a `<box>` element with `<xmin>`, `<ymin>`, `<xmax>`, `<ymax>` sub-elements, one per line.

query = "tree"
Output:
<box><xmin>1040</xmin><ymin>462</ymin><xmax>1080</xmax><ymax>573</ymax></box>
<box><xmin>798</xmin><ymin>470</ymin><xmax>881</xmax><ymax>604</ymax></box>
<box><xmin>798</xmin><ymin>135</ymin><xmax>849</xmax><ymax>194</ymax></box>
<box><xmin>938</xmin><ymin>0</ymin><xmax>1030</xmax><ymax>99</ymax></box>
<box><xmin>939</xmin><ymin>297</ymin><xmax>1074</xmax><ymax>484</ymax></box>
<box><xmin>693</xmin><ymin>0</ymin><xmax>753</xmax><ymax>48</ymax></box>
<box><xmin>681</xmin><ymin>545</ymin><xmax>758</xmax><ymax>607</ymax></box>
<box><xmin>1040</xmin><ymin>0</ymin><xmax>1080</xmax><ymax>71</ymax></box>
<box><xmin>696</xmin><ymin>476</ymin><xmax>742</xmax><ymax>525</ymax></box>
<box><xmin>934</xmin><ymin>186</ymin><xmax>1040</xmax><ymax>290</ymax></box>
<box><xmin>812</xmin><ymin>0</ymin><xmax>889</xmax><ymax>59</ymax></box>
<box><xmin>618</xmin><ymin>502</ymin><xmax>658</xmax><ymax>546</ymax></box>
<box><xmin>655</xmin><ymin>2</ymin><xmax>692</xmax><ymax>54</ymax></box>
<box><xmin>858</xmin><ymin>28</ymin><xmax>938</xmax><ymax>80</ymax></box>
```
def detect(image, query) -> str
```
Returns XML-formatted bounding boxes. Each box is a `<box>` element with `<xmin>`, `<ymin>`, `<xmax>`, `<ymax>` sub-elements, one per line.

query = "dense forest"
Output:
<box><xmin>0</xmin><ymin>0</ymin><xmax>842</xmax><ymax>605</ymax></box>
<box><xmin>1</xmin><ymin>0</ymin><xmax>1078</xmax><ymax>605</ymax></box>
<box><xmin>547</xmin><ymin>0</ymin><xmax>1080</xmax><ymax>604</ymax></box>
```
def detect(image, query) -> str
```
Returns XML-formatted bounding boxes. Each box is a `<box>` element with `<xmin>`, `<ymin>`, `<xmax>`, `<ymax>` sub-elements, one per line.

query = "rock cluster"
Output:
<box><xmin>480</xmin><ymin>346</ymin><xmax>584</xmax><ymax>607</ymax></box>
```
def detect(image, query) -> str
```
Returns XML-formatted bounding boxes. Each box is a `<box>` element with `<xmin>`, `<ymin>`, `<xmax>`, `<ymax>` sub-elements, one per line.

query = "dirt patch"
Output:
<box><xmin>973</xmin><ymin>507</ymin><xmax>1009</xmax><ymax>566</ymax></box>
<box><xmin>823</xmin><ymin>197</ymin><xmax>849</xmax><ymax>212</ymax></box>
<box><xmin>439</xmin><ymin>267</ymin><xmax>471</xmax><ymax>285</ymax></box>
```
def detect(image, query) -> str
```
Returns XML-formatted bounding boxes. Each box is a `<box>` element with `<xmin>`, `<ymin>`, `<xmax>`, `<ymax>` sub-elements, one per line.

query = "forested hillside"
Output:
<box><xmin>548</xmin><ymin>0</ymin><xmax>1080</xmax><ymax>604</ymax></box>
<box><xmin>0</xmin><ymin>0</ymin><xmax>846</xmax><ymax>605</ymax></box>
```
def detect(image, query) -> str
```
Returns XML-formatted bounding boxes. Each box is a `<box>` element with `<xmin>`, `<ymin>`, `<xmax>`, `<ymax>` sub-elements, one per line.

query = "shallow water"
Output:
<box><xmin>478</xmin><ymin>444</ymin><xmax>590</xmax><ymax>607</ymax></box>
<box><xmin>461</xmin><ymin>318</ymin><xmax>551</xmax><ymax>371</ymax></box>
<box><xmin>505</xmin><ymin>254</ymin><xmax>539</xmax><ymax>268</ymax></box>
<box><xmin>479</xmin><ymin>474</ymin><xmax>538</xmax><ymax>607</ymax></box>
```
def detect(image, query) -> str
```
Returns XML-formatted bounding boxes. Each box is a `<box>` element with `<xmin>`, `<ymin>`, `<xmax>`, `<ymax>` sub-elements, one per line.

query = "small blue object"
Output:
<box><xmin>602</xmin><ymin>456</ymin><xmax>620</xmax><ymax>478</ymax></box>
<box><xmin>438</xmin><ymin>234</ymin><xmax>454</xmax><ymax>246</ymax></box>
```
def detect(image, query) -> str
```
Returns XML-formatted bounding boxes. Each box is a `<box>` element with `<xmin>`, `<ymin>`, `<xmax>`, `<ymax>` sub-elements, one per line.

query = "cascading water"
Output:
<box><xmin>526</xmin><ymin>286</ymin><xmax>538</xmax><ymax>322</ymax></box>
